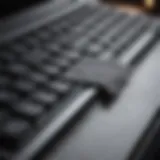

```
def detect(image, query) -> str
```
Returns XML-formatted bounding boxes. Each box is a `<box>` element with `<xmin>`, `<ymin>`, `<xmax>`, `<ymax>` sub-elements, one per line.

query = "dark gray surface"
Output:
<box><xmin>43</xmin><ymin>42</ymin><xmax>160</xmax><ymax>160</ymax></box>
<box><xmin>65</xmin><ymin>58</ymin><xmax>130</xmax><ymax>96</ymax></box>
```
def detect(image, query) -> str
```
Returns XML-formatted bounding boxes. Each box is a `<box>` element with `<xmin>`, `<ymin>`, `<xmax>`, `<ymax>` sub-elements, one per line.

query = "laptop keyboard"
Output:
<box><xmin>0</xmin><ymin>4</ymin><xmax>153</xmax><ymax>160</ymax></box>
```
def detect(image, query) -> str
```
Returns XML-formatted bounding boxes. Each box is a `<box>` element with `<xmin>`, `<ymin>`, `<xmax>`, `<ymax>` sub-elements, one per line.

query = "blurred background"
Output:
<box><xmin>100</xmin><ymin>0</ymin><xmax>160</xmax><ymax>15</ymax></box>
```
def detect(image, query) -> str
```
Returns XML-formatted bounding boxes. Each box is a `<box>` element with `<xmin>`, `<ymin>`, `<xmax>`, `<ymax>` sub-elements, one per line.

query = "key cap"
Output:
<box><xmin>0</xmin><ymin>90</ymin><xmax>15</xmax><ymax>107</ymax></box>
<box><xmin>24</xmin><ymin>49</ymin><xmax>48</xmax><ymax>63</ymax></box>
<box><xmin>54</xmin><ymin>57</ymin><xmax>71</xmax><ymax>69</ymax></box>
<box><xmin>85</xmin><ymin>43</ymin><xmax>103</xmax><ymax>57</ymax></box>
<box><xmin>24</xmin><ymin>35</ymin><xmax>41</xmax><ymax>49</ymax></box>
<box><xmin>30</xmin><ymin>72</ymin><xmax>47</xmax><ymax>83</ymax></box>
<box><xmin>45</xmin><ymin>43</ymin><xmax>61</xmax><ymax>55</ymax></box>
<box><xmin>32</xmin><ymin>90</ymin><xmax>58</xmax><ymax>105</ymax></box>
<box><xmin>0</xmin><ymin>110</ymin><xmax>8</xmax><ymax>125</ymax></box>
<box><xmin>42</xmin><ymin>64</ymin><xmax>60</xmax><ymax>76</ymax></box>
<box><xmin>9</xmin><ymin>63</ymin><xmax>28</xmax><ymax>75</ymax></box>
<box><xmin>36</xmin><ymin>29</ymin><xmax>51</xmax><ymax>41</ymax></box>
<box><xmin>0</xmin><ymin>77</ymin><xmax>10</xmax><ymax>88</ymax></box>
<box><xmin>12</xmin><ymin>101</ymin><xmax>44</xmax><ymax>121</ymax></box>
<box><xmin>0</xmin><ymin>50</ymin><xmax>16</xmax><ymax>62</ymax></box>
<box><xmin>10</xmin><ymin>42</ymin><xmax>27</xmax><ymax>55</ymax></box>
<box><xmin>50</xmin><ymin>80</ymin><xmax>71</xmax><ymax>94</ymax></box>
<box><xmin>64</xmin><ymin>50</ymin><xmax>81</xmax><ymax>62</ymax></box>
<box><xmin>0</xmin><ymin>119</ymin><xmax>30</xmax><ymax>150</ymax></box>
<box><xmin>15</xmin><ymin>79</ymin><xmax>35</xmax><ymax>93</ymax></box>
<box><xmin>59</xmin><ymin>24</ymin><xmax>71</xmax><ymax>33</ymax></box>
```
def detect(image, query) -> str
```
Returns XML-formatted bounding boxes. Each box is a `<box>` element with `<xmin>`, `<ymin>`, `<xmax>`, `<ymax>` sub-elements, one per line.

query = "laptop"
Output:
<box><xmin>0</xmin><ymin>0</ymin><xmax>160</xmax><ymax>160</ymax></box>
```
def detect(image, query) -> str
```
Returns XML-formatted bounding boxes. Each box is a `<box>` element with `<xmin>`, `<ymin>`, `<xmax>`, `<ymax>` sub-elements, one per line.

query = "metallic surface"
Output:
<box><xmin>43</xmin><ymin>41</ymin><xmax>160</xmax><ymax>160</ymax></box>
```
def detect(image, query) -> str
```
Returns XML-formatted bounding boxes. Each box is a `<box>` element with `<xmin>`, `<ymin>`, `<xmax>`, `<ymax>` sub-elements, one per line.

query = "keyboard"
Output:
<box><xmin>0</xmin><ymin>3</ymin><xmax>155</xmax><ymax>160</ymax></box>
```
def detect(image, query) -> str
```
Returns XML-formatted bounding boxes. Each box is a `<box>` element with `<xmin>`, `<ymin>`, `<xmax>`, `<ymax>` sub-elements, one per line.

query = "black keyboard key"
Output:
<box><xmin>15</xmin><ymin>80</ymin><xmax>35</xmax><ymax>93</ymax></box>
<box><xmin>54</xmin><ymin>57</ymin><xmax>71</xmax><ymax>69</ymax></box>
<box><xmin>24</xmin><ymin>35</ymin><xmax>41</xmax><ymax>49</ymax></box>
<box><xmin>12</xmin><ymin>101</ymin><xmax>44</xmax><ymax>121</ymax></box>
<box><xmin>0</xmin><ymin>111</ymin><xmax>5</xmax><ymax>124</ymax></box>
<box><xmin>58</xmin><ymin>23</ymin><xmax>71</xmax><ymax>34</ymax></box>
<box><xmin>45</xmin><ymin>43</ymin><xmax>61</xmax><ymax>54</ymax></box>
<box><xmin>0</xmin><ymin>119</ymin><xmax>30</xmax><ymax>150</ymax></box>
<box><xmin>30</xmin><ymin>72</ymin><xmax>47</xmax><ymax>83</ymax></box>
<box><xmin>42</xmin><ymin>64</ymin><xmax>60</xmax><ymax>76</ymax></box>
<box><xmin>0</xmin><ymin>111</ymin><xmax>8</xmax><ymax>125</ymax></box>
<box><xmin>36</xmin><ymin>29</ymin><xmax>51</xmax><ymax>41</ymax></box>
<box><xmin>0</xmin><ymin>50</ymin><xmax>16</xmax><ymax>62</ymax></box>
<box><xmin>23</xmin><ymin>49</ymin><xmax>48</xmax><ymax>65</ymax></box>
<box><xmin>9</xmin><ymin>42</ymin><xmax>27</xmax><ymax>55</ymax></box>
<box><xmin>74</xmin><ymin>37</ymin><xmax>88</xmax><ymax>50</ymax></box>
<box><xmin>85</xmin><ymin>43</ymin><xmax>103</xmax><ymax>57</ymax></box>
<box><xmin>9</xmin><ymin>63</ymin><xmax>29</xmax><ymax>76</ymax></box>
<box><xmin>32</xmin><ymin>90</ymin><xmax>58</xmax><ymax>105</ymax></box>
<box><xmin>50</xmin><ymin>80</ymin><xmax>71</xmax><ymax>94</ymax></box>
<box><xmin>64</xmin><ymin>50</ymin><xmax>81</xmax><ymax>61</ymax></box>
<box><xmin>60</xmin><ymin>40</ymin><xmax>72</xmax><ymax>50</ymax></box>
<box><xmin>0</xmin><ymin>90</ymin><xmax>15</xmax><ymax>107</ymax></box>
<box><xmin>0</xmin><ymin>77</ymin><xmax>10</xmax><ymax>88</ymax></box>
